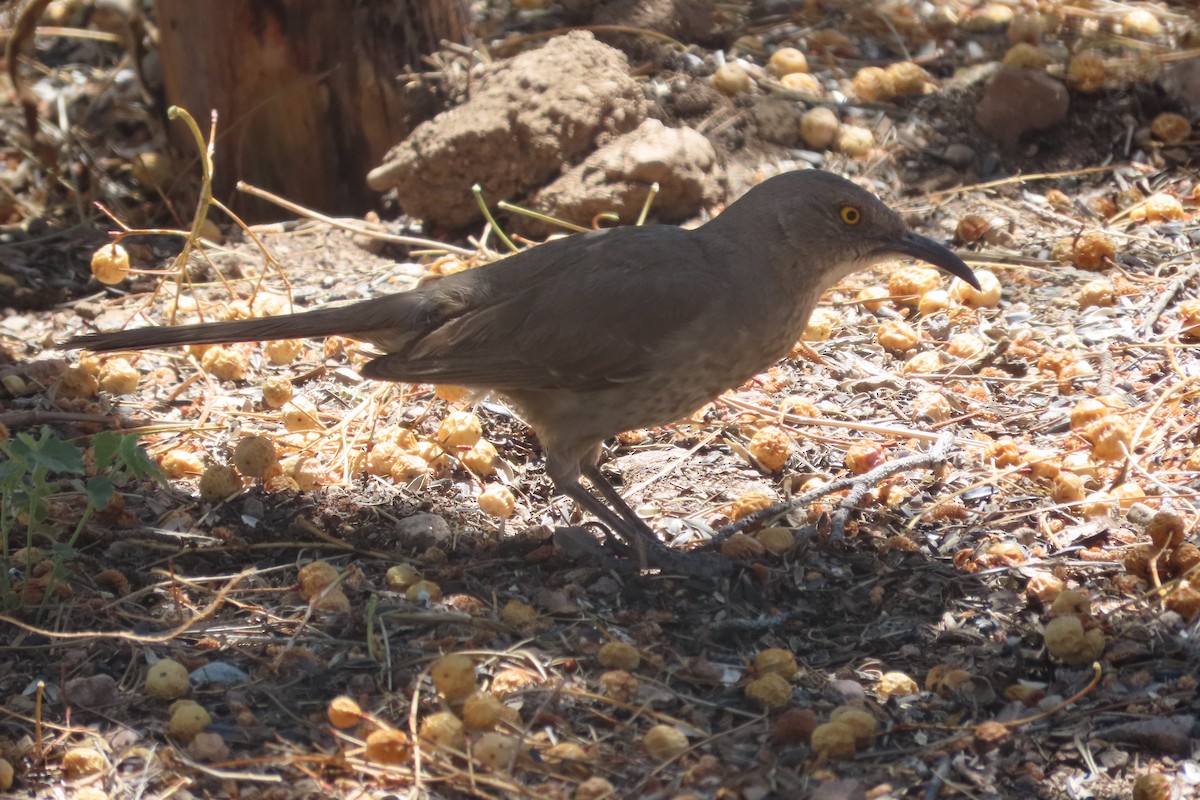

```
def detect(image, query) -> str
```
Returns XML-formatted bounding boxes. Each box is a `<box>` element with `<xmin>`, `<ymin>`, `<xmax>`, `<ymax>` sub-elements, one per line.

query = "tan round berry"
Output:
<box><xmin>327</xmin><ymin>695</ymin><xmax>363</xmax><ymax>728</ymax></box>
<box><xmin>598</xmin><ymin>641</ymin><xmax>641</xmax><ymax>671</ymax></box>
<box><xmin>955</xmin><ymin>214</ymin><xmax>990</xmax><ymax>243</ymax></box>
<box><xmin>0</xmin><ymin>758</ymin><xmax>11</xmax><ymax>791</ymax></box>
<box><xmin>98</xmin><ymin>357</ymin><xmax>139</xmax><ymax>394</ymax></box>
<box><xmin>845</xmin><ymin>440</ymin><xmax>885</xmax><ymax>474</ymax></box>
<box><xmin>472</xmin><ymin>733</ymin><xmax>521</xmax><ymax>772</ymax></box>
<box><xmin>902</xmin><ymin>350</ymin><xmax>944</xmax><ymax>374</ymax></box>
<box><xmin>261</xmin><ymin>375</ymin><xmax>293</xmax><ymax>408</ymax></box>
<box><xmin>575</xmin><ymin>777</ymin><xmax>616</xmax><ymax>800</ymax></box>
<box><xmin>949</xmin><ymin>270</ymin><xmax>1001</xmax><ymax>308</ymax></box>
<box><xmin>599</xmin><ymin>669</ymin><xmax>639</xmax><ymax>702</ymax></box>
<box><xmin>145</xmin><ymin>658</ymin><xmax>190</xmax><ymax>699</ymax></box>
<box><xmin>59</xmin><ymin>365</ymin><xmax>99</xmax><ymax>399</ymax></box>
<box><xmin>312</xmin><ymin>587</ymin><xmax>351</xmax><ymax>613</ymax></box>
<box><xmin>730</xmin><ymin>491</ymin><xmax>775</xmax><ymax>520</ymax></box>
<box><xmin>1111</xmin><ymin>481</ymin><xmax>1145</xmax><ymax>510</ymax></box>
<box><xmin>885</xmin><ymin>61</ymin><xmax>929</xmax><ymax>96</ymax></box>
<box><xmin>168</xmin><ymin>700</ymin><xmax>212</xmax><ymax>741</ymax></box>
<box><xmin>233</xmin><ymin>435</ymin><xmax>277</xmax><ymax>479</ymax></box>
<box><xmin>756</xmin><ymin>526</ymin><xmax>795</xmax><ymax>554</ymax></box>
<box><xmin>748</xmin><ymin>425</ymin><xmax>790</xmax><ymax>471</ymax></box>
<box><xmin>800</xmin><ymin>107</ymin><xmax>839</xmax><ymax>149</ymax></box>
<box><xmin>461</xmin><ymin>439</ymin><xmax>499</xmax><ymax>476</ymax></box>
<box><xmin>416</xmin><ymin>440</ymin><xmax>449</xmax><ymax>472</ymax></box>
<box><xmin>877</xmin><ymin>319</ymin><xmax>919</xmax><ymax>354</ymax></box>
<box><xmin>1051</xmin><ymin>472</ymin><xmax>1085</xmax><ymax>504</ymax></box>
<box><xmin>876</xmin><ymin>671</ymin><xmax>918</xmax><ymax>700</ymax></box>
<box><xmin>405</xmin><ymin>579</ymin><xmax>443</xmax><ymax>602</ymax></box>
<box><xmin>431</xmin><ymin>653</ymin><xmax>477</xmax><ymax>701</ymax></box>
<box><xmin>91</xmin><ymin>243</ymin><xmax>131</xmax><ymax>284</ymax></box>
<box><xmin>889</xmin><ymin>266</ymin><xmax>941</xmax><ymax>302</ymax></box>
<box><xmin>437</xmin><ymin>411</ymin><xmax>483</xmax><ymax>447</ymax></box>
<box><xmin>500</xmin><ymin>598</ymin><xmax>538</xmax><ymax>627</ymax></box>
<box><xmin>391</xmin><ymin>453</ymin><xmax>431</xmax><ymax>483</ymax></box>
<box><xmin>434</xmin><ymin>384</ymin><xmax>468</xmax><ymax>403</ymax></box>
<box><xmin>1079</xmin><ymin>278</ymin><xmax>1115</xmax><ymax>309</ymax></box>
<box><xmin>802</xmin><ymin>306</ymin><xmax>839</xmax><ymax>341</ymax></box>
<box><xmin>911</xmin><ymin>391</ymin><xmax>953</xmax><ymax>422</ymax></box>
<box><xmin>767</xmin><ymin>47</ymin><xmax>807</xmax><ymax>77</ymax></box>
<box><xmin>1136</xmin><ymin>193</ymin><xmax>1185</xmax><ymax>223</ymax></box>
<box><xmin>1044</xmin><ymin>615</ymin><xmax>1104</xmax><ymax>664</ymax></box>
<box><xmin>160</xmin><ymin>449</ymin><xmax>203</xmax><ymax>478</ymax></box>
<box><xmin>200</xmin><ymin>345</ymin><xmax>247</xmax><ymax>382</ymax></box>
<box><xmin>385</xmin><ymin>563</ymin><xmax>421</xmax><ymax>591</ymax></box>
<box><xmin>1003</xmin><ymin>43</ymin><xmax>1052</xmax><ymax>70</ymax></box>
<box><xmin>198</xmin><ymin>464</ymin><xmax>243</xmax><ymax>503</ymax></box>
<box><xmin>364</xmin><ymin>728</ymin><xmax>410</xmax><ymax>764</ymax></box>
<box><xmin>462</xmin><ymin>691</ymin><xmax>504</xmax><ymax>731</ymax></box>
<box><xmin>1080</xmin><ymin>491</ymin><xmax>1116</xmax><ymax>519</ymax></box>
<box><xmin>745</xmin><ymin>672</ymin><xmax>792</xmax><ymax>711</ymax></box>
<box><xmin>1067</xmin><ymin>52</ymin><xmax>1106</xmax><ymax>92</ymax></box>
<box><xmin>1085</xmin><ymin>415</ymin><xmax>1132</xmax><ymax>462</ymax></box>
<box><xmin>721</xmin><ymin>532</ymin><xmax>766</xmax><ymax>558</ymax></box>
<box><xmin>643</xmin><ymin>724</ymin><xmax>689</xmax><ymax>760</ymax></box>
<box><xmin>419</xmin><ymin>710</ymin><xmax>465</xmax><ymax>751</ymax></box>
<box><xmin>263</xmin><ymin>338</ymin><xmax>304</xmax><ymax>365</ymax></box>
<box><xmin>1151</xmin><ymin>112</ymin><xmax>1191</xmax><ymax>145</ymax></box>
<box><xmin>1147</xmin><ymin>511</ymin><xmax>1186</xmax><ymax>549</ymax></box>
<box><xmin>835</xmin><ymin>124</ymin><xmax>875</xmax><ymax>157</ymax></box>
<box><xmin>755</xmin><ymin>648</ymin><xmax>797</xmax><ymax>679</ymax></box>
<box><xmin>917</xmin><ymin>288</ymin><xmax>951</xmax><ymax>315</ymax></box>
<box><xmin>297</xmin><ymin>560</ymin><xmax>339</xmax><ymax>600</ymax></box>
<box><xmin>478</xmin><ymin>484</ymin><xmax>516</xmax><ymax>518</ymax></box>
<box><xmin>62</xmin><ymin>747</ymin><xmax>108</xmax><ymax>779</ymax></box>
<box><xmin>1069</xmin><ymin>396</ymin><xmax>1123</xmax><ymax>430</ymax></box>
<box><xmin>1050</xmin><ymin>588</ymin><xmax>1091</xmax><ymax>617</ymax></box>
<box><xmin>947</xmin><ymin>333</ymin><xmax>986</xmax><ymax>360</ymax></box>
<box><xmin>851</xmin><ymin>66</ymin><xmax>895</xmax><ymax>101</ymax></box>
<box><xmin>811</xmin><ymin>721</ymin><xmax>856</xmax><ymax>759</ymax></box>
<box><xmin>830</xmin><ymin>705</ymin><xmax>877</xmax><ymax>746</ymax></box>
<box><xmin>713</xmin><ymin>63</ymin><xmax>752</xmax><ymax>95</ymax></box>
<box><xmin>1121</xmin><ymin>8</ymin><xmax>1163</xmax><ymax>38</ymax></box>
<box><xmin>780</xmin><ymin>71</ymin><xmax>820</xmax><ymax>93</ymax></box>
<box><xmin>1072</xmin><ymin>230</ymin><xmax>1116</xmax><ymax>270</ymax></box>
<box><xmin>856</xmin><ymin>284</ymin><xmax>891</xmax><ymax>313</ymax></box>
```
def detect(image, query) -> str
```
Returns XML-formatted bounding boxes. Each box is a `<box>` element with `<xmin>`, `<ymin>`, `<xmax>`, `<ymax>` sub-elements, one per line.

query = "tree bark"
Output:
<box><xmin>154</xmin><ymin>0</ymin><xmax>468</xmax><ymax>219</ymax></box>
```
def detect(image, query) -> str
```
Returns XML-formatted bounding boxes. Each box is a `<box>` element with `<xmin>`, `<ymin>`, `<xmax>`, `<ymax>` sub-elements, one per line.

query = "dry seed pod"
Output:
<box><xmin>810</xmin><ymin>722</ymin><xmax>856</xmax><ymax>759</ymax></box>
<box><xmin>1067</xmin><ymin>52</ymin><xmax>1106</xmax><ymax>93</ymax></box>
<box><xmin>800</xmin><ymin>107</ymin><xmax>839</xmax><ymax>149</ymax></box>
<box><xmin>835</xmin><ymin>124</ymin><xmax>874</xmax><ymax>157</ymax></box>
<box><xmin>948</xmin><ymin>271</ymin><xmax>1001</xmax><ymax>308</ymax></box>
<box><xmin>478</xmin><ymin>484</ymin><xmax>516</xmax><ymax>517</ymax></box>
<box><xmin>888</xmin><ymin>266</ymin><xmax>941</xmax><ymax>301</ymax></box>
<box><xmin>802</xmin><ymin>306</ymin><xmax>839</xmax><ymax>341</ymax></box>
<box><xmin>643</xmin><ymin>725</ymin><xmax>689</xmax><ymax>760</ymax></box>
<box><xmin>902</xmin><ymin>351</ymin><xmax>944</xmax><ymax>374</ymax></box>
<box><xmin>1003</xmin><ymin>43</ymin><xmax>1052</xmax><ymax>70</ymax></box>
<box><xmin>885</xmin><ymin>61</ymin><xmax>929</xmax><ymax>95</ymax></box>
<box><xmin>767</xmin><ymin>47</ymin><xmax>807</xmax><ymax>77</ymax></box>
<box><xmin>1151</xmin><ymin>112</ymin><xmax>1191</xmax><ymax>145</ymax></box>
<box><xmin>780</xmin><ymin>72</ymin><xmax>820</xmax><ymax>93</ymax></box>
<box><xmin>876</xmin><ymin>319</ymin><xmax>919</xmax><ymax>353</ymax></box>
<box><xmin>713</xmin><ymin>63</ymin><xmax>752</xmax><ymax>95</ymax></box>
<box><xmin>1078</xmin><ymin>278</ymin><xmax>1115</xmax><ymax>308</ymax></box>
<box><xmin>731</xmin><ymin>491</ymin><xmax>775</xmax><ymax>520</ymax></box>
<box><xmin>745</xmin><ymin>672</ymin><xmax>792</xmax><ymax>710</ymax></box>
<box><xmin>233</xmin><ymin>436</ymin><xmax>277</xmax><ymax>479</ymax></box>
<box><xmin>851</xmin><ymin>66</ymin><xmax>895</xmax><ymax>101</ymax></box>
<box><xmin>749</xmin><ymin>425</ymin><xmax>791</xmax><ymax>471</ymax></box>
<box><xmin>597</xmin><ymin>641</ymin><xmax>641</xmax><ymax>671</ymax></box>
<box><xmin>91</xmin><ymin>243</ymin><xmax>131</xmax><ymax>285</ymax></box>
<box><xmin>198</xmin><ymin>464</ymin><xmax>242</xmax><ymax>503</ymax></box>
<box><xmin>845</xmin><ymin>441</ymin><xmax>885</xmax><ymax>474</ymax></box>
<box><xmin>955</xmin><ymin>215</ymin><xmax>990</xmax><ymax>243</ymax></box>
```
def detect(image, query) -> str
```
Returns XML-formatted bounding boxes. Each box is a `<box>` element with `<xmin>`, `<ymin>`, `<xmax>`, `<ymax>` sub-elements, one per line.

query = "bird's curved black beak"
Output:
<box><xmin>889</xmin><ymin>232</ymin><xmax>980</xmax><ymax>290</ymax></box>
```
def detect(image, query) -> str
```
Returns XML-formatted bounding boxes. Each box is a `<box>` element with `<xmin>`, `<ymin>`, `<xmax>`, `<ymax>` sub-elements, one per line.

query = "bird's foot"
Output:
<box><xmin>552</xmin><ymin>526</ymin><xmax>733</xmax><ymax>578</ymax></box>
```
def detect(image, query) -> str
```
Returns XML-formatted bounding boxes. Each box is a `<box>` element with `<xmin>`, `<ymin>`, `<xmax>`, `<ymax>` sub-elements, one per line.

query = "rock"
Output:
<box><xmin>394</xmin><ymin>513</ymin><xmax>452</xmax><ymax>549</ymax></box>
<box><xmin>368</xmin><ymin>32</ymin><xmax>649</xmax><ymax>230</ymax></box>
<box><xmin>752</xmin><ymin>96</ymin><xmax>805</xmax><ymax>147</ymax></box>
<box><xmin>974</xmin><ymin>66</ymin><xmax>1069</xmax><ymax>148</ymax></box>
<box><xmin>521</xmin><ymin>119</ymin><xmax>723</xmax><ymax>234</ymax></box>
<box><xmin>1161</xmin><ymin>58</ymin><xmax>1200</xmax><ymax>114</ymax></box>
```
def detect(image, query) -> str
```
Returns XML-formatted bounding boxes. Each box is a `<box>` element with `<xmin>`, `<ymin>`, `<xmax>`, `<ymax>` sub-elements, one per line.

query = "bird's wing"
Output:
<box><xmin>362</xmin><ymin>227</ymin><xmax>732</xmax><ymax>391</ymax></box>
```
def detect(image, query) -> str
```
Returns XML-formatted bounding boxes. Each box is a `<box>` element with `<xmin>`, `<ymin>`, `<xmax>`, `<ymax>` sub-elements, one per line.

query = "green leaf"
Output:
<box><xmin>90</xmin><ymin>431</ymin><xmax>121</xmax><ymax>472</ymax></box>
<box><xmin>26</xmin><ymin>430</ymin><xmax>85</xmax><ymax>475</ymax></box>
<box><xmin>84</xmin><ymin>475</ymin><xmax>115</xmax><ymax>508</ymax></box>
<box><xmin>118</xmin><ymin>435</ymin><xmax>166</xmax><ymax>485</ymax></box>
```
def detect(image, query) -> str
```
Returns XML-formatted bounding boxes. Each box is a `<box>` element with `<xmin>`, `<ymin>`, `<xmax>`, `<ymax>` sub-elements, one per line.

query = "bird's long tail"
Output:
<box><xmin>60</xmin><ymin>302</ymin><xmax>382</xmax><ymax>353</ymax></box>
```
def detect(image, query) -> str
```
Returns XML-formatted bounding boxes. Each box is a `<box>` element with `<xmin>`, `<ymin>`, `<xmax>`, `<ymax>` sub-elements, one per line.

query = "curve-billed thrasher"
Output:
<box><xmin>64</xmin><ymin>169</ymin><xmax>978</xmax><ymax>571</ymax></box>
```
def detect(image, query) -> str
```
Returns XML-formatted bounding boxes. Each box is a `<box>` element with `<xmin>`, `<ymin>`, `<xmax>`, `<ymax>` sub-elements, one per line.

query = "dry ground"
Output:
<box><xmin>1</xmin><ymin>2</ymin><xmax>1199</xmax><ymax>799</ymax></box>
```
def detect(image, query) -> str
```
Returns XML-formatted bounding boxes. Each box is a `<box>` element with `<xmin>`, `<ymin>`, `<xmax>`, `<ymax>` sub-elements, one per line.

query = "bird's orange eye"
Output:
<box><xmin>840</xmin><ymin>205</ymin><xmax>862</xmax><ymax>225</ymax></box>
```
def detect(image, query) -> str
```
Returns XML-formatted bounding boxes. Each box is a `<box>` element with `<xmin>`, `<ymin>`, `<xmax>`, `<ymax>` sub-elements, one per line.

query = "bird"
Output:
<box><xmin>63</xmin><ymin>169</ymin><xmax>978</xmax><ymax>573</ymax></box>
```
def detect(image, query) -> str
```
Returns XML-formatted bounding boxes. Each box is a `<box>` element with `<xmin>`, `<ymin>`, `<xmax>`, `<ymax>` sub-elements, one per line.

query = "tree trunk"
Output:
<box><xmin>153</xmin><ymin>0</ymin><xmax>468</xmax><ymax>220</ymax></box>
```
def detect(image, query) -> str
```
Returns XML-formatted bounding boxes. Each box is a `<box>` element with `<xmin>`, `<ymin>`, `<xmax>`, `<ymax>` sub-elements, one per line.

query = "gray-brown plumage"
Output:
<box><xmin>63</xmin><ymin>170</ymin><xmax>978</xmax><ymax>572</ymax></box>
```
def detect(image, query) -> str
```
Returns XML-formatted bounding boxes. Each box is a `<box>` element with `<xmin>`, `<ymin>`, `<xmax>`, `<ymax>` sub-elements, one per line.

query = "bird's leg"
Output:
<box><xmin>558</xmin><ymin>480</ymin><xmax>650</xmax><ymax>569</ymax></box>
